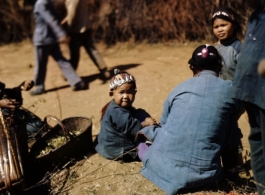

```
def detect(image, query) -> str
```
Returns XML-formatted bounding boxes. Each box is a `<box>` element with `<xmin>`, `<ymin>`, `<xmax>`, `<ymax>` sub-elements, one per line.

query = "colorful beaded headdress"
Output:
<box><xmin>109</xmin><ymin>69</ymin><xmax>136</xmax><ymax>90</ymax></box>
<box><xmin>212</xmin><ymin>11</ymin><xmax>235</xmax><ymax>21</ymax></box>
<box><xmin>212</xmin><ymin>7</ymin><xmax>236</xmax><ymax>24</ymax></box>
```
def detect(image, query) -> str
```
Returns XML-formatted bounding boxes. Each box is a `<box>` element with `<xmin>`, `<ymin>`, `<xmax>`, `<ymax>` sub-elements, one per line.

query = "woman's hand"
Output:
<box><xmin>20</xmin><ymin>80</ymin><xmax>35</xmax><ymax>91</ymax></box>
<box><xmin>141</xmin><ymin>117</ymin><xmax>157</xmax><ymax>127</ymax></box>
<box><xmin>0</xmin><ymin>99</ymin><xmax>20</xmax><ymax>110</ymax></box>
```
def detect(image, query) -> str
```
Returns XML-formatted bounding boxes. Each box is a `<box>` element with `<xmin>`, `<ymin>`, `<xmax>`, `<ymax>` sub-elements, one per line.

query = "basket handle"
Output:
<box><xmin>44</xmin><ymin>115</ymin><xmax>69</xmax><ymax>137</ymax></box>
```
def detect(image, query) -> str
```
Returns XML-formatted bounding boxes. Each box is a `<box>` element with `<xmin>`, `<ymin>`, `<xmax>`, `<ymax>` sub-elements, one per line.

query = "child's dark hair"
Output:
<box><xmin>100</xmin><ymin>102</ymin><xmax>110</xmax><ymax>121</ymax></box>
<box><xmin>212</xmin><ymin>7</ymin><xmax>243</xmax><ymax>40</ymax></box>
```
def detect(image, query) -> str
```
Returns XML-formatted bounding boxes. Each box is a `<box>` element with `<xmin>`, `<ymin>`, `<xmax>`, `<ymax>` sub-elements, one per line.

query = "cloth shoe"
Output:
<box><xmin>72</xmin><ymin>81</ymin><xmax>88</xmax><ymax>91</ymax></box>
<box><xmin>100</xmin><ymin>68</ymin><xmax>111</xmax><ymax>81</ymax></box>
<box><xmin>30</xmin><ymin>87</ymin><xmax>45</xmax><ymax>96</ymax></box>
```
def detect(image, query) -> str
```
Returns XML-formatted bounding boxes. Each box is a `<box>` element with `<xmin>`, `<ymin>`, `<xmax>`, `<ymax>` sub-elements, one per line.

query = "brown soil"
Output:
<box><xmin>0</xmin><ymin>41</ymin><xmax>256</xmax><ymax>195</ymax></box>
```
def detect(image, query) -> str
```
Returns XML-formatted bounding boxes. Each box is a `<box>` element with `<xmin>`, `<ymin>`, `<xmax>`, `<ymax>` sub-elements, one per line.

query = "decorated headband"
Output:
<box><xmin>196</xmin><ymin>44</ymin><xmax>215</xmax><ymax>58</ymax></box>
<box><xmin>212</xmin><ymin>11</ymin><xmax>235</xmax><ymax>21</ymax></box>
<box><xmin>109</xmin><ymin>69</ymin><xmax>136</xmax><ymax>90</ymax></box>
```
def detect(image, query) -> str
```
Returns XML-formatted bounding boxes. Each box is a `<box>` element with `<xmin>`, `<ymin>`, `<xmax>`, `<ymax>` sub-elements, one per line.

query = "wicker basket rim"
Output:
<box><xmin>31</xmin><ymin>116</ymin><xmax>93</xmax><ymax>159</ymax></box>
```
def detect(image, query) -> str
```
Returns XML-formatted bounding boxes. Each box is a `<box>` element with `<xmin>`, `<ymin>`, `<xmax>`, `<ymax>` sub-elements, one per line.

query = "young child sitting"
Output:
<box><xmin>94</xmin><ymin>69</ymin><xmax>156</xmax><ymax>162</ymax></box>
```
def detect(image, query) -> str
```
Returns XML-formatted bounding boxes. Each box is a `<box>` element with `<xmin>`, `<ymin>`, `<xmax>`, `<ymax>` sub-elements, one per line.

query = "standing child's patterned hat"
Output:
<box><xmin>109</xmin><ymin>69</ymin><xmax>136</xmax><ymax>90</ymax></box>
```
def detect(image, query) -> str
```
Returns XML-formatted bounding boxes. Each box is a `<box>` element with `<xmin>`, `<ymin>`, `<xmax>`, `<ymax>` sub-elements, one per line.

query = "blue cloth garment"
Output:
<box><xmin>34</xmin><ymin>43</ymin><xmax>81</xmax><ymax>87</ymax></box>
<box><xmin>232</xmin><ymin>7</ymin><xmax>265</xmax><ymax>195</ymax></box>
<box><xmin>215</xmin><ymin>37</ymin><xmax>241</xmax><ymax>81</ymax></box>
<box><xmin>33</xmin><ymin>0</ymin><xmax>65</xmax><ymax>46</ymax></box>
<box><xmin>139</xmin><ymin>70</ymin><xmax>243</xmax><ymax>195</ymax></box>
<box><xmin>94</xmin><ymin>100</ymin><xmax>150</xmax><ymax>161</ymax></box>
<box><xmin>215</xmin><ymin>37</ymin><xmax>244</xmax><ymax>170</ymax></box>
<box><xmin>232</xmin><ymin>9</ymin><xmax>265</xmax><ymax>109</ymax></box>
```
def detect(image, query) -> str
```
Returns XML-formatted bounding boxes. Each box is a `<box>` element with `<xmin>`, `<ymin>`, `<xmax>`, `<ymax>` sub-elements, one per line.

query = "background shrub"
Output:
<box><xmin>0</xmin><ymin>0</ymin><xmax>252</xmax><ymax>45</ymax></box>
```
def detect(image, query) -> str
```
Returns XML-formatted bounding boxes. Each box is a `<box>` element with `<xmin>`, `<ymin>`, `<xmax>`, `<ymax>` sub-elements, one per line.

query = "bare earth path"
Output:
<box><xmin>0</xmin><ymin>41</ymin><xmax>253</xmax><ymax>195</ymax></box>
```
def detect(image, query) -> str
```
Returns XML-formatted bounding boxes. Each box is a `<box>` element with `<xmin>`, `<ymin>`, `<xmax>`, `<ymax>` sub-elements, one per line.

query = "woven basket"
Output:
<box><xmin>29</xmin><ymin>115</ymin><xmax>93</xmax><ymax>169</ymax></box>
<box><xmin>0</xmin><ymin>110</ymin><xmax>28</xmax><ymax>194</ymax></box>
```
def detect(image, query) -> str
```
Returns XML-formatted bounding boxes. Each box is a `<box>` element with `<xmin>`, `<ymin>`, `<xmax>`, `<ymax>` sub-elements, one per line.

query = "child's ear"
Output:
<box><xmin>109</xmin><ymin>91</ymin><xmax>113</xmax><ymax>97</ymax></box>
<box><xmin>135</xmin><ymin>89</ymin><xmax>137</xmax><ymax>94</ymax></box>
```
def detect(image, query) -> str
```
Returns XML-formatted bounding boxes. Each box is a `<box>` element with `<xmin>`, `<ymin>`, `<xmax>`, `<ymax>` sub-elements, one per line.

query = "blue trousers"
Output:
<box><xmin>34</xmin><ymin>43</ymin><xmax>81</xmax><ymax>89</ymax></box>
<box><xmin>245</xmin><ymin>103</ymin><xmax>265</xmax><ymax>195</ymax></box>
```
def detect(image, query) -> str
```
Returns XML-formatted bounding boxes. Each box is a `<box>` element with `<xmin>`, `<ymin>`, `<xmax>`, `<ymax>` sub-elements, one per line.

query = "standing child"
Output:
<box><xmin>212</xmin><ymin>7</ymin><xmax>245</xmax><ymax>175</ymax></box>
<box><xmin>212</xmin><ymin>7</ymin><xmax>243</xmax><ymax>80</ymax></box>
<box><xmin>94</xmin><ymin>69</ymin><xmax>156</xmax><ymax>162</ymax></box>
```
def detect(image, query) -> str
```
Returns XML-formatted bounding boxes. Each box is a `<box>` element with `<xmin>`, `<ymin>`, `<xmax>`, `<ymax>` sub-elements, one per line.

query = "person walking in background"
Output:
<box><xmin>61</xmin><ymin>0</ymin><xmax>111</xmax><ymax>82</ymax></box>
<box><xmin>232</xmin><ymin>0</ymin><xmax>265</xmax><ymax>194</ymax></box>
<box><xmin>30</xmin><ymin>0</ymin><xmax>87</xmax><ymax>96</ymax></box>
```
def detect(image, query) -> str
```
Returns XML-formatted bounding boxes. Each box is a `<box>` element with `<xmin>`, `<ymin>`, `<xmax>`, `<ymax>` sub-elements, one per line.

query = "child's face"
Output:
<box><xmin>110</xmin><ymin>82</ymin><xmax>137</xmax><ymax>108</ymax></box>
<box><xmin>213</xmin><ymin>18</ymin><xmax>235</xmax><ymax>42</ymax></box>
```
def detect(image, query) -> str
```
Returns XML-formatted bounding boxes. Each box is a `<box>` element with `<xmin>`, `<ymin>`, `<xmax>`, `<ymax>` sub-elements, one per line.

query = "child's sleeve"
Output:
<box><xmin>111</xmin><ymin>108</ymin><xmax>142</xmax><ymax>138</ymax></box>
<box><xmin>136</xmin><ymin>124</ymin><xmax>162</xmax><ymax>142</ymax></box>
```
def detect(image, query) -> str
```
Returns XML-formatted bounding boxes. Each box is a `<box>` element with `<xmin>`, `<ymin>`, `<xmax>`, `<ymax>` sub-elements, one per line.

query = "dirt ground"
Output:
<box><xmin>0</xmin><ymin>41</ymin><xmax>256</xmax><ymax>195</ymax></box>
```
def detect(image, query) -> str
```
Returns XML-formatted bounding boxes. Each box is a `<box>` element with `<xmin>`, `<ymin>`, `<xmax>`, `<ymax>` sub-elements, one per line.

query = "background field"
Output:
<box><xmin>0</xmin><ymin>41</ymin><xmax>255</xmax><ymax>194</ymax></box>
<box><xmin>0</xmin><ymin>0</ymin><xmax>258</xmax><ymax>194</ymax></box>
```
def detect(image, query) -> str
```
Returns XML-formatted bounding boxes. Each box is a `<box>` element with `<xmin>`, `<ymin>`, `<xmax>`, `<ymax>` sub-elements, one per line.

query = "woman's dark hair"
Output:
<box><xmin>212</xmin><ymin>7</ymin><xmax>243</xmax><ymax>40</ymax></box>
<box><xmin>188</xmin><ymin>45</ymin><xmax>222</xmax><ymax>75</ymax></box>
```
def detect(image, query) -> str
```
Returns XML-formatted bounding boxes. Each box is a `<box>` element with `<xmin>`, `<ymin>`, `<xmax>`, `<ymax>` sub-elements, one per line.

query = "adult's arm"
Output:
<box><xmin>65</xmin><ymin>0</ymin><xmax>80</xmax><ymax>27</ymax></box>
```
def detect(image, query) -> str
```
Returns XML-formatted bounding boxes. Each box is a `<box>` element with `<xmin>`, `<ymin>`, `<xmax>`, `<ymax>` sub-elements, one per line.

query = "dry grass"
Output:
<box><xmin>1</xmin><ymin>0</ymin><xmax>252</xmax><ymax>45</ymax></box>
<box><xmin>23</xmin><ymin>150</ymin><xmax>259</xmax><ymax>195</ymax></box>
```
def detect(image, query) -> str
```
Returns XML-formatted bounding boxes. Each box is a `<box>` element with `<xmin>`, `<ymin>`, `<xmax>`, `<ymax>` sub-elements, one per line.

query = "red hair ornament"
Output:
<box><xmin>201</xmin><ymin>48</ymin><xmax>209</xmax><ymax>58</ymax></box>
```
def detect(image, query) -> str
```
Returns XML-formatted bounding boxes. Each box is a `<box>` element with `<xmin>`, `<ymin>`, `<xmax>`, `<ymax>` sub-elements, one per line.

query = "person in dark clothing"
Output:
<box><xmin>61</xmin><ymin>0</ymin><xmax>111</xmax><ymax>81</ymax></box>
